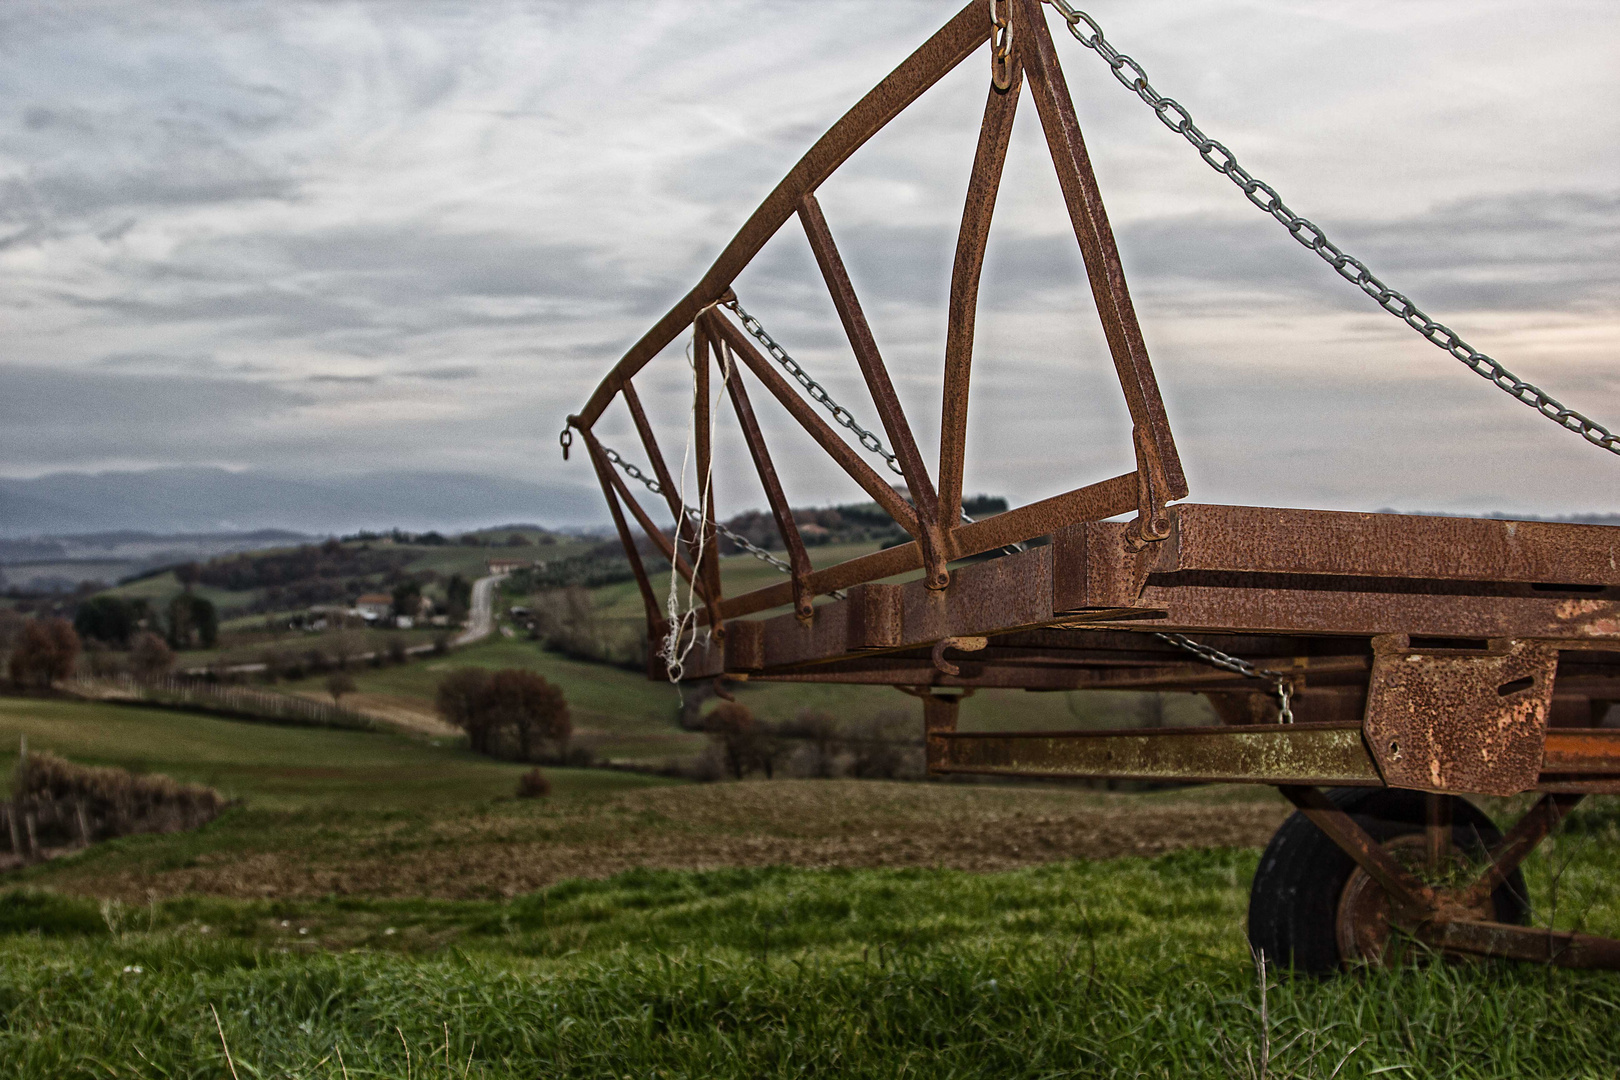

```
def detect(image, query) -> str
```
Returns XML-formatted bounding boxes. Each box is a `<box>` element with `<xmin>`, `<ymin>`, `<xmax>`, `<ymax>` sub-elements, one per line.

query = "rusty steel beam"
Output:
<box><xmin>797</xmin><ymin>192</ymin><xmax>949</xmax><ymax>590</ymax></box>
<box><xmin>1461</xmin><ymin>793</ymin><xmax>1584</xmax><ymax>907</ymax></box>
<box><xmin>1277</xmin><ymin>784</ymin><xmax>1437</xmax><ymax>912</ymax></box>
<box><xmin>582</xmin><ymin>430</ymin><xmax>707</xmax><ymax>608</ymax></box>
<box><xmin>1014</xmin><ymin>0</ymin><xmax>1186</xmax><ymax>508</ymax></box>
<box><xmin>939</xmin><ymin>45</ymin><xmax>1022</xmax><ymax>532</ymax></box>
<box><xmin>1163</xmin><ymin>504</ymin><xmax>1620</xmax><ymax>587</ymax></box>
<box><xmin>705</xmin><ymin>310</ymin><xmax>922</xmax><ymax>537</ymax></box>
<box><xmin>716</xmin><ymin>471</ymin><xmax>1137</xmax><ymax>620</ymax></box>
<box><xmin>692</xmin><ymin>321</ymin><xmax>724</xmax><ymax>617</ymax></box>
<box><xmin>622</xmin><ymin>379</ymin><xmax>708</xmax><ymax>572</ymax></box>
<box><xmin>933</xmin><ymin>723</ymin><xmax>1383</xmax><ymax>786</ymax></box>
<box><xmin>1542</xmin><ymin>729</ymin><xmax>1620</xmax><ymax>773</ymax></box>
<box><xmin>574</xmin><ymin>1</ymin><xmax>989</xmax><ymax>429</ymax></box>
<box><xmin>723</xmin><ymin>361</ymin><xmax>815</xmax><ymax>619</ymax></box>
<box><xmin>589</xmin><ymin>440</ymin><xmax>665</xmax><ymax>640</ymax></box>
<box><xmin>1425</xmin><ymin>919</ymin><xmax>1620</xmax><ymax>970</ymax></box>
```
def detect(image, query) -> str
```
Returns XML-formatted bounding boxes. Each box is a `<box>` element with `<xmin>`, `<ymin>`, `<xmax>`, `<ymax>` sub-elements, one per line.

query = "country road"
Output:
<box><xmin>453</xmin><ymin>572</ymin><xmax>507</xmax><ymax>646</ymax></box>
<box><xmin>178</xmin><ymin>572</ymin><xmax>509</xmax><ymax>676</ymax></box>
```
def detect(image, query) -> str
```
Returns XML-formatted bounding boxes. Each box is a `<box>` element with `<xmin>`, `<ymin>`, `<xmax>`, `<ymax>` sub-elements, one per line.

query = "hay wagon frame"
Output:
<box><xmin>566</xmin><ymin>0</ymin><xmax>1620</xmax><ymax>973</ymax></box>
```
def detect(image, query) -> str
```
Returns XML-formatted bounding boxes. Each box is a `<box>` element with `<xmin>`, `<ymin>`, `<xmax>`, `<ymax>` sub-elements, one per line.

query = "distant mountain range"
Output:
<box><xmin>0</xmin><ymin>466</ymin><xmax>606</xmax><ymax>538</ymax></box>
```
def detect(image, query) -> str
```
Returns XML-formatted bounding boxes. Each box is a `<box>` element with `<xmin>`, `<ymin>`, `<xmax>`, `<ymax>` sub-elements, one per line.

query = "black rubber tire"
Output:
<box><xmin>1247</xmin><ymin>788</ymin><xmax>1530</xmax><ymax>976</ymax></box>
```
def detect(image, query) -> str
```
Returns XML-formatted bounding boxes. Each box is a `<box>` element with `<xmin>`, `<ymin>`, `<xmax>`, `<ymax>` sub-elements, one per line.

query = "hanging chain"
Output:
<box><xmin>1153</xmin><ymin>631</ymin><xmax>1294</xmax><ymax>723</ymax></box>
<box><xmin>989</xmin><ymin>0</ymin><xmax>1015</xmax><ymax>91</ymax></box>
<box><xmin>719</xmin><ymin>296</ymin><xmax>1020</xmax><ymax>552</ymax></box>
<box><xmin>598</xmin><ymin>441</ymin><xmax>848</xmax><ymax>598</ymax></box>
<box><xmin>1043</xmin><ymin>0</ymin><xmax>1619</xmax><ymax>458</ymax></box>
<box><xmin>722</xmin><ymin>297</ymin><xmax>907</xmax><ymax>479</ymax></box>
<box><xmin>601</xmin><ymin>445</ymin><xmax>661</xmax><ymax>493</ymax></box>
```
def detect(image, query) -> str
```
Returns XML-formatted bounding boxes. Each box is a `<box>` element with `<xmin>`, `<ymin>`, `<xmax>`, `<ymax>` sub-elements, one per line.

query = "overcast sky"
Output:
<box><xmin>0</xmin><ymin>0</ymin><xmax>1616</xmax><ymax>522</ymax></box>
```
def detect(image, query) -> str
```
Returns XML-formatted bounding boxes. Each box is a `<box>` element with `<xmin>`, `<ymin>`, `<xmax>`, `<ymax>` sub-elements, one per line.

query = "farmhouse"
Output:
<box><xmin>354</xmin><ymin>593</ymin><xmax>392</xmax><ymax>620</ymax></box>
<box><xmin>487</xmin><ymin>557</ymin><xmax>540</xmax><ymax>574</ymax></box>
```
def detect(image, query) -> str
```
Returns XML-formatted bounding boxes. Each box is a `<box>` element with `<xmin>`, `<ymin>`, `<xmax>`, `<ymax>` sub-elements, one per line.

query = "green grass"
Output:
<box><xmin>280</xmin><ymin>633</ymin><xmax>1213</xmax><ymax>765</ymax></box>
<box><xmin>5</xmin><ymin>841</ymin><xmax>1620</xmax><ymax>1078</ymax></box>
<box><xmin>0</xmin><ymin>696</ymin><xmax>667</xmax><ymax>811</ymax></box>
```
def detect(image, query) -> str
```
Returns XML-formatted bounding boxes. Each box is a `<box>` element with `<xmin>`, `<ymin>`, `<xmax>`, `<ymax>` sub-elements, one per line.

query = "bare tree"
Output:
<box><xmin>129</xmin><ymin>632</ymin><xmax>175</xmax><ymax>682</ymax></box>
<box><xmin>487</xmin><ymin>670</ymin><xmax>570</xmax><ymax>762</ymax></box>
<box><xmin>326</xmin><ymin>669</ymin><xmax>356</xmax><ymax>705</ymax></box>
<box><xmin>435</xmin><ymin>667</ymin><xmax>498</xmax><ymax>753</ymax></box>
<box><xmin>706</xmin><ymin>702</ymin><xmax>764</xmax><ymax>780</ymax></box>
<box><xmin>8</xmin><ymin>618</ymin><xmax>81</xmax><ymax>688</ymax></box>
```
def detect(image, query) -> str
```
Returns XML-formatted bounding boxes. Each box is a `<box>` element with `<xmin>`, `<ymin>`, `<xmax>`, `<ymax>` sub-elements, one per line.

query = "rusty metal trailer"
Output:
<box><xmin>565</xmin><ymin>0</ymin><xmax>1620</xmax><ymax>973</ymax></box>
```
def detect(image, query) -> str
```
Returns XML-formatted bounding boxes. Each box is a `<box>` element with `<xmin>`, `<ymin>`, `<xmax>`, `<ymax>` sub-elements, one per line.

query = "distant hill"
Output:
<box><xmin>0</xmin><ymin>467</ymin><xmax>605</xmax><ymax>538</ymax></box>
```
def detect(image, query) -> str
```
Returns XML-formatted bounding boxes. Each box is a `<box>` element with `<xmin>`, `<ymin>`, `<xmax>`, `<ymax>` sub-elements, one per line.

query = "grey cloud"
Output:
<box><xmin>413</xmin><ymin>365</ymin><xmax>480</xmax><ymax>380</ymax></box>
<box><xmin>308</xmin><ymin>374</ymin><xmax>379</xmax><ymax>384</ymax></box>
<box><xmin>1118</xmin><ymin>189</ymin><xmax>1620</xmax><ymax>315</ymax></box>
<box><xmin>0</xmin><ymin>366</ymin><xmax>311</xmax><ymax>469</ymax></box>
<box><xmin>732</xmin><ymin>188</ymin><xmax>1620</xmax><ymax>320</ymax></box>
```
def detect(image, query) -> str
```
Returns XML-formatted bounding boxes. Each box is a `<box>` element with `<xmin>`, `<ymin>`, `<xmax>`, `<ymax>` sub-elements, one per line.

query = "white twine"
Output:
<box><xmin>659</xmin><ymin>329</ymin><xmax>731</xmax><ymax>682</ymax></box>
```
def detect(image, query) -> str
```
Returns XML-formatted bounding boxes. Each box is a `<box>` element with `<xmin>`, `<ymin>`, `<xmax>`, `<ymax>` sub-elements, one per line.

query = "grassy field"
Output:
<box><xmin>276</xmin><ymin>633</ymin><xmax>1215</xmax><ymax>765</ymax></box>
<box><xmin>6</xmin><ymin>841</ymin><xmax>1620</xmax><ymax>1077</ymax></box>
<box><xmin>4</xmin><ymin>694</ymin><xmax>1620</xmax><ymax>1075</ymax></box>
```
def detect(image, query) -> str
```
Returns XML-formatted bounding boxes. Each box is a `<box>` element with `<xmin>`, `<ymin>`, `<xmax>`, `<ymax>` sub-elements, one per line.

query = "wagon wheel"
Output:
<box><xmin>1246</xmin><ymin>788</ymin><xmax>1529</xmax><ymax>975</ymax></box>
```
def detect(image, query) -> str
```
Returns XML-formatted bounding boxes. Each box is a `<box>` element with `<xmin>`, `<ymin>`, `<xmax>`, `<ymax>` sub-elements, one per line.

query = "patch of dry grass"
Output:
<box><xmin>32</xmin><ymin>779</ymin><xmax>1289</xmax><ymax>901</ymax></box>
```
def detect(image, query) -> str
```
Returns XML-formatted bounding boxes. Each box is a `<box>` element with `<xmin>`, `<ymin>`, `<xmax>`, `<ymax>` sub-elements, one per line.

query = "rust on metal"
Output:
<box><xmin>1424</xmin><ymin>919</ymin><xmax>1620</xmax><ymax>970</ymax></box>
<box><xmin>567</xmin><ymin>1</ymin><xmax>1620</xmax><ymax>823</ymax></box>
<box><xmin>576</xmin><ymin>1</ymin><xmax>990</xmax><ymax>428</ymax></box>
<box><xmin>1460</xmin><ymin>793</ymin><xmax>1583</xmax><ymax>907</ymax></box>
<box><xmin>798</xmin><ymin>192</ymin><xmax>949</xmax><ymax>590</ymax></box>
<box><xmin>1277</xmin><ymin>785</ymin><xmax>1436</xmax><ymax>913</ymax></box>
<box><xmin>1363</xmin><ymin>636</ymin><xmax>1558</xmax><ymax>796</ymax></box>
<box><xmin>935</xmin><ymin>724</ymin><xmax>1382</xmax><ymax>786</ymax></box>
<box><xmin>721</xmin><ymin>356</ymin><xmax>816</xmax><ymax>620</ymax></box>
<box><xmin>940</xmin><ymin>33</ymin><xmax>1022</xmax><ymax>533</ymax></box>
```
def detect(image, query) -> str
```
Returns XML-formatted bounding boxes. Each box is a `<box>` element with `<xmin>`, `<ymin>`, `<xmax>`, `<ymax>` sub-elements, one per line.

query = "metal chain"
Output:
<box><xmin>719</xmin><ymin>297</ymin><xmax>1021</xmax><ymax>552</ymax></box>
<box><xmin>1044</xmin><ymin>0</ymin><xmax>1619</xmax><ymax>458</ymax></box>
<box><xmin>601</xmin><ymin>446</ymin><xmax>661</xmax><ymax>493</ymax></box>
<box><xmin>1153</xmin><ymin>631</ymin><xmax>1294</xmax><ymax>722</ymax></box>
<box><xmin>600</xmin><ymin>441</ymin><xmax>848</xmax><ymax>598</ymax></box>
<box><xmin>722</xmin><ymin>297</ymin><xmax>908</xmax><ymax>479</ymax></box>
<box><xmin>989</xmin><ymin>0</ymin><xmax>1015</xmax><ymax>91</ymax></box>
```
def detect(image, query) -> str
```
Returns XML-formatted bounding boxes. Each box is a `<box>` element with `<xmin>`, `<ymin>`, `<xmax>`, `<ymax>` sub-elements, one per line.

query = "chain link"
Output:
<box><xmin>719</xmin><ymin>297</ymin><xmax>1021</xmax><ymax>552</ymax></box>
<box><xmin>722</xmin><ymin>297</ymin><xmax>909</xmax><ymax>479</ymax></box>
<box><xmin>1153</xmin><ymin>632</ymin><xmax>1294</xmax><ymax>722</ymax></box>
<box><xmin>1043</xmin><ymin>0</ymin><xmax>1619</xmax><ymax>458</ymax></box>
<box><xmin>989</xmin><ymin>0</ymin><xmax>1015</xmax><ymax>91</ymax></box>
<box><xmin>600</xmin><ymin>441</ymin><xmax>847</xmax><ymax>598</ymax></box>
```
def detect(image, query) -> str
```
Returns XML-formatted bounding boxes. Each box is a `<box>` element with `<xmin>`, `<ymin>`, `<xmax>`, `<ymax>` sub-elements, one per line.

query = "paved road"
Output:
<box><xmin>178</xmin><ymin>572</ymin><xmax>508</xmax><ymax>675</ymax></box>
<box><xmin>453</xmin><ymin>572</ymin><xmax>507</xmax><ymax>646</ymax></box>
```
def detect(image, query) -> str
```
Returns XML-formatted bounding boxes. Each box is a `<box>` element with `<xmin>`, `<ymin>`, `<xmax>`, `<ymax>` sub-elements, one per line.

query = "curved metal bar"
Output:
<box><xmin>571</xmin><ymin>1</ymin><xmax>988</xmax><ymax>430</ymax></box>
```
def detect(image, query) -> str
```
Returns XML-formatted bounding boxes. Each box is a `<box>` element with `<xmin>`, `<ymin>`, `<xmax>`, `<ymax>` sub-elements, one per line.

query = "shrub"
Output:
<box><xmin>387</xmin><ymin>638</ymin><xmax>408</xmax><ymax>665</ymax></box>
<box><xmin>436</xmin><ymin>667</ymin><xmax>495</xmax><ymax>752</ymax></box>
<box><xmin>165</xmin><ymin>593</ymin><xmax>217</xmax><ymax>649</ymax></box>
<box><xmin>515</xmin><ymin>768</ymin><xmax>551</xmax><ymax>798</ymax></box>
<box><xmin>129</xmin><ymin>631</ymin><xmax>175</xmax><ymax>681</ymax></box>
<box><xmin>487</xmin><ymin>669</ymin><xmax>570</xmax><ymax>762</ymax></box>
<box><xmin>704</xmin><ymin>702</ymin><xmax>786</xmax><ymax>779</ymax></box>
<box><xmin>326</xmin><ymin>669</ymin><xmax>357</xmax><ymax>705</ymax></box>
<box><xmin>435</xmin><ymin>667</ymin><xmax>571</xmax><ymax>762</ymax></box>
<box><xmin>8</xmin><ymin>618</ymin><xmax>80</xmax><ymax>688</ymax></box>
<box><xmin>4</xmin><ymin>752</ymin><xmax>226</xmax><ymax>857</ymax></box>
<box><xmin>72</xmin><ymin>595</ymin><xmax>147</xmax><ymax>647</ymax></box>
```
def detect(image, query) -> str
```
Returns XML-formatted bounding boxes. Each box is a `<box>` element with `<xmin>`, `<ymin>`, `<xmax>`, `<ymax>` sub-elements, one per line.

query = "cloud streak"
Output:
<box><xmin>0</xmin><ymin>0</ymin><xmax>1613</xmax><ymax>523</ymax></box>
